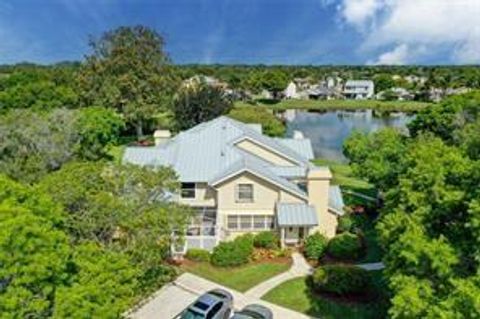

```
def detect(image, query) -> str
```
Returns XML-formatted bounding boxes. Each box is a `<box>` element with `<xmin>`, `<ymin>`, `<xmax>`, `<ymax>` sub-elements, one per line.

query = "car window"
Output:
<box><xmin>206</xmin><ymin>302</ymin><xmax>223</xmax><ymax>319</ymax></box>
<box><xmin>181</xmin><ymin>308</ymin><xmax>205</xmax><ymax>319</ymax></box>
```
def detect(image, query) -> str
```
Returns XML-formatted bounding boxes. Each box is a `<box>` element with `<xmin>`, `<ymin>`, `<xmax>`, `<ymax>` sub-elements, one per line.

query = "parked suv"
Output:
<box><xmin>231</xmin><ymin>304</ymin><xmax>273</xmax><ymax>319</ymax></box>
<box><xmin>180</xmin><ymin>289</ymin><xmax>234</xmax><ymax>319</ymax></box>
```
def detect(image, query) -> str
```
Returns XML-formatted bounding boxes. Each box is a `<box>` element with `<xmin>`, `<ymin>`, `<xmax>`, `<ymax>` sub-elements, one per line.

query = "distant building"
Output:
<box><xmin>376</xmin><ymin>87</ymin><xmax>415</xmax><ymax>101</ymax></box>
<box><xmin>183</xmin><ymin>75</ymin><xmax>228</xmax><ymax>90</ymax></box>
<box><xmin>343</xmin><ymin>80</ymin><xmax>375</xmax><ymax>99</ymax></box>
<box><xmin>284</xmin><ymin>81</ymin><xmax>300</xmax><ymax>99</ymax></box>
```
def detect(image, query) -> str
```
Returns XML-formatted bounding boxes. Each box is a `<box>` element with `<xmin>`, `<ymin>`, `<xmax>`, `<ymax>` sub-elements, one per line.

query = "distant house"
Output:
<box><xmin>307</xmin><ymin>86</ymin><xmax>341</xmax><ymax>100</ymax></box>
<box><xmin>343</xmin><ymin>80</ymin><xmax>375</xmax><ymax>99</ymax></box>
<box><xmin>284</xmin><ymin>81</ymin><xmax>300</xmax><ymax>99</ymax></box>
<box><xmin>183</xmin><ymin>75</ymin><xmax>228</xmax><ymax>90</ymax></box>
<box><xmin>377</xmin><ymin>87</ymin><xmax>415</xmax><ymax>101</ymax></box>
<box><xmin>123</xmin><ymin>117</ymin><xmax>344</xmax><ymax>254</ymax></box>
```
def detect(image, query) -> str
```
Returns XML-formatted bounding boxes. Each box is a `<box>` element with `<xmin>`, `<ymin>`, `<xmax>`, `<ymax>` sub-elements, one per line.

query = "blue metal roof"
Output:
<box><xmin>123</xmin><ymin>116</ymin><xmax>314</xmax><ymax>187</ymax></box>
<box><xmin>277</xmin><ymin>203</ymin><xmax>318</xmax><ymax>226</ymax></box>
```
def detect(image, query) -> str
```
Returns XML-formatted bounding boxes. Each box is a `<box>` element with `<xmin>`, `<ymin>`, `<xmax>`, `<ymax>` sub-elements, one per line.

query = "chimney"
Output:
<box><xmin>307</xmin><ymin>167</ymin><xmax>337</xmax><ymax>238</ymax></box>
<box><xmin>153</xmin><ymin>130</ymin><xmax>171</xmax><ymax>146</ymax></box>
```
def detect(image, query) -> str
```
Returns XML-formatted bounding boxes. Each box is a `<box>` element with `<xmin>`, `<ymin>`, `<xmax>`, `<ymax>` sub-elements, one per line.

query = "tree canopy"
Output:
<box><xmin>78</xmin><ymin>25</ymin><xmax>178</xmax><ymax>138</ymax></box>
<box><xmin>344</xmin><ymin>91</ymin><xmax>480</xmax><ymax>318</ymax></box>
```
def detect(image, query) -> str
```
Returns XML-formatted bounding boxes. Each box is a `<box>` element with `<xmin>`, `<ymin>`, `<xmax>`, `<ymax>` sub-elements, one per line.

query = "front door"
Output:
<box><xmin>298</xmin><ymin>227</ymin><xmax>305</xmax><ymax>240</ymax></box>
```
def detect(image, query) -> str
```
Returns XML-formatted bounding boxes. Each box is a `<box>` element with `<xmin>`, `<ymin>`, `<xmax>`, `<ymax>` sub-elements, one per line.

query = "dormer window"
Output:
<box><xmin>236</xmin><ymin>183</ymin><xmax>254</xmax><ymax>203</ymax></box>
<box><xmin>181</xmin><ymin>183</ymin><xmax>196</xmax><ymax>199</ymax></box>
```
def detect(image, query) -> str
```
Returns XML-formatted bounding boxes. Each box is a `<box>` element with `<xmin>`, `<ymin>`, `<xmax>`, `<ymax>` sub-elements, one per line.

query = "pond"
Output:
<box><xmin>282</xmin><ymin>109</ymin><xmax>413</xmax><ymax>162</ymax></box>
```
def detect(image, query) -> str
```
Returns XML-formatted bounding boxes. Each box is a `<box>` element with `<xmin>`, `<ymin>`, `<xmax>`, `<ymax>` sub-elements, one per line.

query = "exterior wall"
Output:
<box><xmin>307</xmin><ymin>169</ymin><xmax>337</xmax><ymax>238</ymax></box>
<box><xmin>215</xmin><ymin>171</ymin><xmax>305</xmax><ymax>240</ymax></box>
<box><xmin>236</xmin><ymin>139</ymin><xmax>296</xmax><ymax>166</ymax></box>
<box><xmin>177</xmin><ymin>182</ymin><xmax>216</xmax><ymax>207</ymax></box>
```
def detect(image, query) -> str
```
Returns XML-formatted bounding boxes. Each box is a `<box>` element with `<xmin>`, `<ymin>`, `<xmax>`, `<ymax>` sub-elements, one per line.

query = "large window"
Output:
<box><xmin>227</xmin><ymin>215</ymin><xmax>275</xmax><ymax>231</ymax></box>
<box><xmin>236</xmin><ymin>184</ymin><xmax>254</xmax><ymax>202</ymax></box>
<box><xmin>181</xmin><ymin>183</ymin><xmax>196</xmax><ymax>199</ymax></box>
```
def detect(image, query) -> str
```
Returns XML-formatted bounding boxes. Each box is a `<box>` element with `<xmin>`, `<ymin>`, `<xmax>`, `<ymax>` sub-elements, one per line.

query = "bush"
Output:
<box><xmin>211</xmin><ymin>234</ymin><xmax>254</xmax><ymax>267</ymax></box>
<box><xmin>254</xmin><ymin>231</ymin><xmax>279</xmax><ymax>249</ymax></box>
<box><xmin>327</xmin><ymin>232</ymin><xmax>363</xmax><ymax>260</ymax></box>
<box><xmin>337</xmin><ymin>215</ymin><xmax>354</xmax><ymax>233</ymax></box>
<box><xmin>312</xmin><ymin>265</ymin><xmax>371</xmax><ymax>295</ymax></box>
<box><xmin>185</xmin><ymin>249</ymin><xmax>210</xmax><ymax>262</ymax></box>
<box><xmin>304</xmin><ymin>232</ymin><xmax>328</xmax><ymax>260</ymax></box>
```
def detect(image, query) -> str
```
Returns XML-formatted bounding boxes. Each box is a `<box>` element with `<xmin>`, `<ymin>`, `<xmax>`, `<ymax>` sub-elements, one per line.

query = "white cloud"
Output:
<box><xmin>367</xmin><ymin>44</ymin><xmax>408</xmax><ymax>65</ymax></box>
<box><xmin>337</xmin><ymin>0</ymin><xmax>480</xmax><ymax>64</ymax></box>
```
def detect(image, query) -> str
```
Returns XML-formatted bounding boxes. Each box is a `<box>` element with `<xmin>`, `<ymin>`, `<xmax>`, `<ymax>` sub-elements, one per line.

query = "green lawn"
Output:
<box><xmin>312</xmin><ymin>158</ymin><xmax>377</xmax><ymax>200</ymax></box>
<box><xmin>236</xmin><ymin>99</ymin><xmax>431</xmax><ymax>113</ymax></box>
<box><xmin>263</xmin><ymin>271</ymin><xmax>389</xmax><ymax>319</ymax></box>
<box><xmin>181</xmin><ymin>260</ymin><xmax>291</xmax><ymax>292</ymax></box>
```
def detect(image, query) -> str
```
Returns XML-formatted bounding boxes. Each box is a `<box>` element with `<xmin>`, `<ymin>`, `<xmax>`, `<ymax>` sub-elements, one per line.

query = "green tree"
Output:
<box><xmin>173</xmin><ymin>82</ymin><xmax>233</xmax><ymax>131</ymax></box>
<box><xmin>373</xmin><ymin>74</ymin><xmax>396</xmax><ymax>93</ymax></box>
<box><xmin>78</xmin><ymin>25</ymin><xmax>178</xmax><ymax>138</ymax></box>
<box><xmin>53</xmin><ymin>243</ymin><xmax>138</xmax><ymax>319</ymax></box>
<box><xmin>74</xmin><ymin>107</ymin><xmax>125</xmax><ymax>160</ymax></box>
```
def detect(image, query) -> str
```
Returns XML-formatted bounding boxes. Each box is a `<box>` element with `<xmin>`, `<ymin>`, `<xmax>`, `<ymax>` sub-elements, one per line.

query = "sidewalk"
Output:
<box><xmin>245</xmin><ymin>252</ymin><xmax>312</xmax><ymax>298</ymax></box>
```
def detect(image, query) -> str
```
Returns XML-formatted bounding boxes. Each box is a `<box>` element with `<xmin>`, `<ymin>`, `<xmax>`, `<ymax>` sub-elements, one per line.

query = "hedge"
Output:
<box><xmin>185</xmin><ymin>248</ymin><xmax>210</xmax><ymax>262</ymax></box>
<box><xmin>312</xmin><ymin>265</ymin><xmax>371</xmax><ymax>295</ymax></box>
<box><xmin>304</xmin><ymin>232</ymin><xmax>328</xmax><ymax>260</ymax></box>
<box><xmin>327</xmin><ymin>232</ymin><xmax>363</xmax><ymax>260</ymax></box>
<box><xmin>210</xmin><ymin>234</ymin><xmax>254</xmax><ymax>267</ymax></box>
<box><xmin>254</xmin><ymin>231</ymin><xmax>279</xmax><ymax>249</ymax></box>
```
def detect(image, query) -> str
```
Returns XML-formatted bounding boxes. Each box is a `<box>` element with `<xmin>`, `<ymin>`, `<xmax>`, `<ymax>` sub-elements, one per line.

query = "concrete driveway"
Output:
<box><xmin>129</xmin><ymin>272</ymin><xmax>318</xmax><ymax>319</ymax></box>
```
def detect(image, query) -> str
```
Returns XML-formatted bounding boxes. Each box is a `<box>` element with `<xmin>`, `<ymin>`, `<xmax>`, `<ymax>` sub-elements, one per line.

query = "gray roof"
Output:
<box><xmin>275</xmin><ymin>138</ymin><xmax>314</xmax><ymax>160</ymax></box>
<box><xmin>277</xmin><ymin>203</ymin><xmax>318</xmax><ymax>226</ymax></box>
<box><xmin>345</xmin><ymin>80</ymin><xmax>374</xmax><ymax>87</ymax></box>
<box><xmin>328</xmin><ymin>185</ymin><xmax>345</xmax><ymax>215</ymax></box>
<box><xmin>123</xmin><ymin>117</ymin><xmax>314</xmax><ymax>195</ymax></box>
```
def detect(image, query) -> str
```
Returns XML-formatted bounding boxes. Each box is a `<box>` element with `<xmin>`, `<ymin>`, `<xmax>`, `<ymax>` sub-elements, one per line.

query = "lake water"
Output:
<box><xmin>282</xmin><ymin>109</ymin><xmax>413</xmax><ymax>162</ymax></box>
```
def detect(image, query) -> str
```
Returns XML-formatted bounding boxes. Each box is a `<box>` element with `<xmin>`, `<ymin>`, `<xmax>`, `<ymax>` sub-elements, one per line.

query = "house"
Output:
<box><xmin>284</xmin><ymin>81</ymin><xmax>300</xmax><ymax>99</ymax></box>
<box><xmin>343</xmin><ymin>80</ymin><xmax>375</xmax><ymax>99</ymax></box>
<box><xmin>183</xmin><ymin>75</ymin><xmax>228</xmax><ymax>90</ymax></box>
<box><xmin>123</xmin><ymin>116</ymin><xmax>344</xmax><ymax>253</ymax></box>
<box><xmin>376</xmin><ymin>87</ymin><xmax>415</xmax><ymax>101</ymax></box>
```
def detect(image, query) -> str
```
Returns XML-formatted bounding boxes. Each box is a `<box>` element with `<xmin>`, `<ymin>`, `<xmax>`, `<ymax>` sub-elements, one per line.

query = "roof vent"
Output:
<box><xmin>293</xmin><ymin>130</ymin><xmax>304</xmax><ymax>140</ymax></box>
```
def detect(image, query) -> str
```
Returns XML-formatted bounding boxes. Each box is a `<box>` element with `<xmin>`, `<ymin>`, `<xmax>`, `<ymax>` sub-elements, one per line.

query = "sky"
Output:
<box><xmin>0</xmin><ymin>0</ymin><xmax>479</xmax><ymax>65</ymax></box>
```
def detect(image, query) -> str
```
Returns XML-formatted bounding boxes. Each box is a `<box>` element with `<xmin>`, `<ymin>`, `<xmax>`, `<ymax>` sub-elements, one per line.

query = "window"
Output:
<box><xmin>254</xmin><ymin>215</ymin><xmax>265</xmax><ymax>229</ymax></box>
<box><xmin>227</xmin><ymin>215</ymin><xmax>238</xmax><ymax>230</ymax></box>
<box><xmin>206</xmin><ymin>302</ymin><xmax>223</xmax><ymax>319</ymax></box>
<box><xmin>236</xmin><ymin>184</ymin><xmax>253</xmax><ymax>202</ymax></box>
<box><xmin>227</xmin><ymin>215</ymin><xmax>275</xmax><ymax>231</ymax></box>
<box><xmin>181</xmin><ymin>183</ymin><xmax>196</xmax><ymax>199</ymax></box>
<box><xmin>240</xmin><ymin>215</ymin><xmax>252</xmax><ymax>230</ymax></box>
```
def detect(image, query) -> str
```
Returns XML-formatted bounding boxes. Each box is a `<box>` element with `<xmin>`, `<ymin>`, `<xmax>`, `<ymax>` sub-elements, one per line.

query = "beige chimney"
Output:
<box><xmin>153</xmin><ymin>130</ymin><xmax>171</xmax><ymax>146</ymax></box>
<box><xmin>307</xmin><ymin>167</ymin><xmax>337</xmax><ymax>238</ymax></box>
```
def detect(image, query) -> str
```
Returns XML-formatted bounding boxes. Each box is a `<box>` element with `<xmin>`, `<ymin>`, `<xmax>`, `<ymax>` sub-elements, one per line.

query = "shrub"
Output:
<box><xmin>327</xmin><ymin>232</ymin><xmax>363</xmax><ymax>260</ymax></box>
<box><xmin>304</xmin><ymin>232</ymin><xmax>328</xmax><ymax>260</ymax></box>
<box><xmin>337</xmin><ymin>215</ymin><xmax>354</xmax><ymax>233</ymax></box>
<box><xmin>254</xmin><ymin>231</ymin><xmax>279</xmax><ymax>249</ymax></box>
<box><xmin>185</xmin><ymin>249</ymin><xmax>210</xmax><ymax>262</ymax></box>
<box><xmin>211</xmin><ymin>234</ymin><xmax>254</xmax><ymax>267</ymax></box>
<box><xmin>228</xmin><ymin>107</ymin><xmax>286</xmax><ymax>137</ymax></box>
<box><xmin>312</xmin><ymin>265</ymin><xmax>371</xmax><ymax>295</ymax></box>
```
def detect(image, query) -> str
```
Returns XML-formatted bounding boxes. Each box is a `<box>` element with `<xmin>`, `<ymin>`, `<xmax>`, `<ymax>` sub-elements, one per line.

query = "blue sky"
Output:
<box><xmin>1</xmin><ymin>0</ymin><xmax>479</xmax><ymax>65</ymax></box>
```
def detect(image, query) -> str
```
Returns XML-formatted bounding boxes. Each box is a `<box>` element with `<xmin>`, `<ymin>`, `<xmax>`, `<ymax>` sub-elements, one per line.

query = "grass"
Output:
<box><xmin>263</xmin><ymin>271</ymin><xmax>389</xmax><ymax>319</ymax></box>
<box><xmin>180</xmin><ymin>260</ymin><xmax>291</xmax><ymax>292</ymax></box>
<box><xmin>236</xmin><ymin>99</ymin><xmax>431</xmax><ymax>113</ymax></box>
<box><xmin>312</xmin><ymin>158</ymin><xmax>377</xmax><ymax>200</ymax></box>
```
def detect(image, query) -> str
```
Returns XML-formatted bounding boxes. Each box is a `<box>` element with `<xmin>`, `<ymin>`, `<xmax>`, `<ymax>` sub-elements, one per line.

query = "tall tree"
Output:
<box><xmin>78</xmin><ymin>25</ymin><xmax>178</xmax><ymax>138</ymax></box>
<box><xmin>173</xmin><ymin>82</ymin><xmax>233</xmax><ymax>131</ymax></box>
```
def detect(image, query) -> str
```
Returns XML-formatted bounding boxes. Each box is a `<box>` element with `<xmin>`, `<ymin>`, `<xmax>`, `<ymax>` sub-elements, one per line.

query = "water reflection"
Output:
<box><xmin>283</xmin><ymin>109</ymin><xmax>413</xmax><ymax>162</ymax></box>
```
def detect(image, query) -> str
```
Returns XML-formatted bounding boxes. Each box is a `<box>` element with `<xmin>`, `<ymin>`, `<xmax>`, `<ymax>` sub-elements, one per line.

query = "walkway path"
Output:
<box><xmin>356</xmin><ymin>262</ymin><xmax>385</xmax><ymax>271</ymax></box>
<box><xmin>129</xmin><ymin>272</ymin><xmax>319</xmax><ymax>319</ymax></box>
<box><xmin>245</xmin><ymin>252</ymin><xmax>313</xmax><ymax>299</ymax></box>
